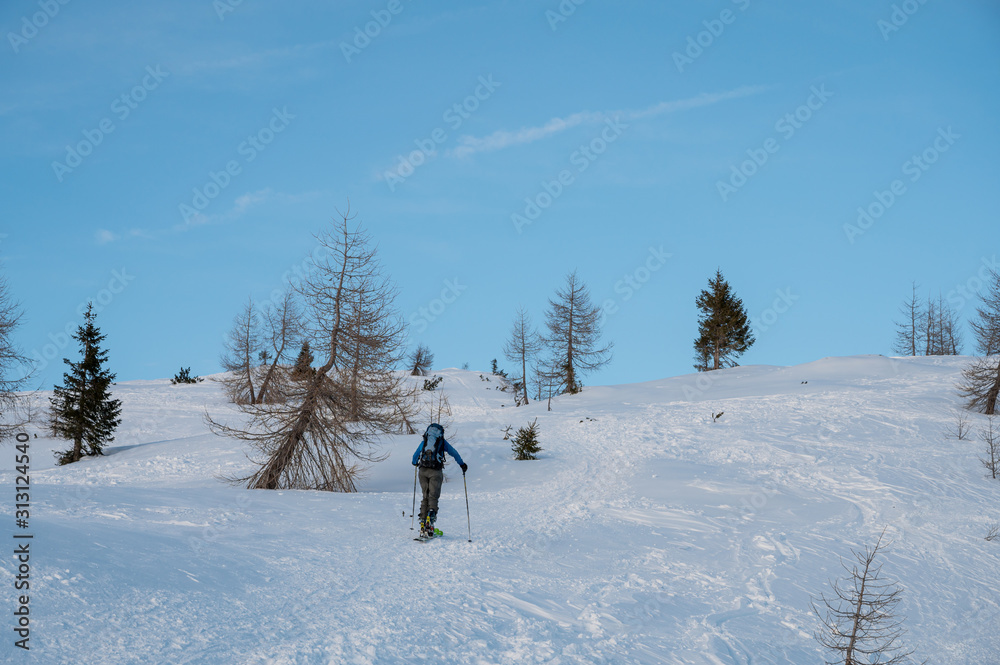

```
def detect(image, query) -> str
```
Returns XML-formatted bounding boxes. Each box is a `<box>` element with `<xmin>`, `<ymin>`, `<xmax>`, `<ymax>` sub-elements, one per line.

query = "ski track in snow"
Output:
<box><xmin>1</xmin><ymin>357</ymin><xmax>999</xmax><ymax>664</ymax></box>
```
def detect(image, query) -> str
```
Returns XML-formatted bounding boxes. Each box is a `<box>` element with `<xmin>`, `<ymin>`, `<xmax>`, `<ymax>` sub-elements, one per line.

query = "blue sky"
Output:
<box><xmin>2</xmin><ymin>0</ymin><xmax>998</xmax><ymax>390</ymax></box>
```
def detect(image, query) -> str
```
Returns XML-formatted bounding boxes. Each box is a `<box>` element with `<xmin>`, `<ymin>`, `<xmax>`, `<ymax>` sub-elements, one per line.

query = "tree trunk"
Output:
<box><xmin>252</xmin><ymin>373</ymin><xmax>323</xmax><ymax>489</ymax></box>
<box><xmin>257</xmin><ymin>339</ymin><xmax>287</xmax><ymax>404</ymax></box>
<box><xmin>246</xmin><ymin>347</ymin><xmax>257</xmax><ymax>405</ymax></box>
<box><xmin>713</xmin><ymin>327</ymin><xmax>722</xmax><ymax>370</ymax></box>
<box><xmin>521</xmin><ymin>354</ymin><xmax>529</xmax><ymax>404</ymax></box>
<box><xmin>986</xmin><ymin>360</ymin><xmax>1000</xmax><ymax>415</ymax></box>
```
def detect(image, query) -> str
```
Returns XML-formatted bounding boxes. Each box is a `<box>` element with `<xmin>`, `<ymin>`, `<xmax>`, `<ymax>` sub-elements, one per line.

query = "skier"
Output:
<box><xmin>412</xmin><ymin>423</ymin><xmax>467</xmax><ymax>539</ymax></box>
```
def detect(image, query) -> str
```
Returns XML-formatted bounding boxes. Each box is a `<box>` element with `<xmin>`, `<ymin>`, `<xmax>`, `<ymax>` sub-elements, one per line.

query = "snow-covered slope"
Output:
<box><xmin>2</xmin><ymin>356</ymin><xmax>998</xmax><ymax>664</ymax></box>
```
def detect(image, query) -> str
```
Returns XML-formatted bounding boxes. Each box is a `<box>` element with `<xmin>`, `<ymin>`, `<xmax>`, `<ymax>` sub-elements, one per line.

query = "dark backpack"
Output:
<box><xmin>418</xmin><ymin>424</ymin><xmax>446</xmax><ymax>469</ymax></box>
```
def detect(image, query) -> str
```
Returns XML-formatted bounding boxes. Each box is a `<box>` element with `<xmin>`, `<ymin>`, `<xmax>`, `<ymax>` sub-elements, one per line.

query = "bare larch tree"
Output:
<box><xmin>255</xmin><ymin>289</ymin><xmax>304</xmax><ymax>404</ymax></box>
<box><xmin>892</xmin><ymin>282</ymin><xmax>922</xmax><ymax>356</ymax></box>
<box><xmin>923</xmin><ymin>294</ymin><xmax>962</xmax><ymax>355</ymax></box>
<box><xmin>542</xmin><ymin>271</ymin><xmax>612</xmax><ymax>395</ymax></box>
<box><xmin>503</xmin><ymin>305</ymin><xmax>542</xmax><ymax>405</ymax></box>
<box><xmin>218</xmin><ymin>291</ymin><xmax>303</xmax><ymax>405</ymax></box>
<box><xmin>960</xmin><ymin>268</ymin><xmax>1000</xmax><ymax>414</ymax></box>
<box><xmin>980</xmin><ymin>416</ymin><xmax>999</xmax><ymax>480</ymax></box>
<box><xmin>970</xmin><ymin>268</ymin><xmax>1000</xmax><ymax>356</ymax></box>
<box><xmin>0</xmin><ymin>273</ymin><xmax>30</xmax><ymax>440</ymax></box>
<box><xmin>407</xmin><ymin>344</ymin><xmax>434</xmax><ymax>376</ymax></box>
<box><xmin>812</xmin><ymin>530</ymin><xmax>918</xmax><ymax>665</ymax></box>
<box><xmin>218</xmin><ymin>298</ymin><xmax>264</xmax><ymax>404</ymax></box>
<box><xmin>208</xmin><ymin>213</ymin><xmax>419</xmax><ymax>492</ymax></box>
<box><xmin>893</xmin><ymin>283</ymin><xmax>962</xmax><ymax>356</ymax></box>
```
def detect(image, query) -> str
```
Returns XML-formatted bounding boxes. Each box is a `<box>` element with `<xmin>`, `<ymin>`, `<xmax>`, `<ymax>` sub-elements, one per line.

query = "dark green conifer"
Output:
<box><xmin>50</xmin><ymin>303</ymin><xmax>122</xmax><ymax>464</ymax></box>
<box><xmin>171</xmin><ymin>367</ymin><xmax>203</xmax><ymax>384</ymax></box>
<box><xmin>693</xmin><ymin>269</ymin><xmax>755</xmax><ymax>371</ymax></box>
<box><xmin>512</xmin><ymin>418</ymin><xmax>542</xmax><ymax>460</ymax></box>
<box><xmin>291</xmin><ymin>340</ymin><xmax>315</xmax><ymax>381</ymax></box>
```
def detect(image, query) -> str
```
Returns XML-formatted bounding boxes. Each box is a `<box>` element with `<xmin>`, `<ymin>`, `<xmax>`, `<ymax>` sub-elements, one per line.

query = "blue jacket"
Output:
<box><xmin>412</xmin><ymin>437</ymin><xmax>465</xmax><ymax>468</ymax></box>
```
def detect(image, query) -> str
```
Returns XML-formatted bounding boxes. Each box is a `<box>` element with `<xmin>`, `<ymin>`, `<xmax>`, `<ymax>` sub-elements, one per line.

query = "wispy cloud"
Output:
<box><xmin>179</xmin><ymin>42</ymin><xmax>333</xmax><ymax>75</ymax></box>
<box><xmin>449</xmin><ymin>85</ymin><xmax>769</xmax><ymax>158</ymax></box>
<box><xmin>127</xmin><ymin>188</ymin><xmax>296</xmax><ymax>238</ymax></box>
<box><xmin>173</xmin><ymin>187</ymin><xmax>276</xmax><ymax>231</ymax></box>
<box><xmin>95</xmin><ymin>229</ymin><xmax>118</xmax><ymax>244</ymax></box>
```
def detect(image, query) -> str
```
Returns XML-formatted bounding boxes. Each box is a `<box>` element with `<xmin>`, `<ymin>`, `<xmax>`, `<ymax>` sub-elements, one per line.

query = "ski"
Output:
<box><xmin>414</xmin><ymin>529</ymin><xmax>443</xmax><ymax>542</ymax></box>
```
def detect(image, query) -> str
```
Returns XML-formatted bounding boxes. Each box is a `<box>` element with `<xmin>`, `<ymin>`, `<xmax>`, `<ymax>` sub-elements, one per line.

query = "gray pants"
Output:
<box><xmin>418</xmin><ymin>467</ymin><xmax>444</xmax><ymax>522</ymax></box>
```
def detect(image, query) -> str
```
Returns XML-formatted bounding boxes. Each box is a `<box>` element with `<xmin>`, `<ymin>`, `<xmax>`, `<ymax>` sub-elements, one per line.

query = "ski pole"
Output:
<box><xmin>410</xmin><ymin>465</ymin><xmax>418</xmax><ymax>530</ymax></box>
<box><xmin>463</xmin><ymin>471</ymin><xmax>472</xmax><ymax>542</ymax></box>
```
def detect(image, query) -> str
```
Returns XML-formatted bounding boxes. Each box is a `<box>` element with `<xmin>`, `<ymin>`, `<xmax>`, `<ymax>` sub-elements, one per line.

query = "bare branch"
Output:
<box><xmin>208</xmin><ymin>211</ymin><xmax>419</xmax><ymax>492</ymax></box>
<box><xmin>542</xmin><ymin>271</ymin><xmax>612</xmax><ymax>394</ymax></box>
<box><xmin>0</xmin><ymin>273</ymin><xmax>31</xmax><ymax>440</ymax></box>
<box><xmin>812</xmin><ymin>530</ymin><xmax>918</xmax><ymax>665</ymax></box>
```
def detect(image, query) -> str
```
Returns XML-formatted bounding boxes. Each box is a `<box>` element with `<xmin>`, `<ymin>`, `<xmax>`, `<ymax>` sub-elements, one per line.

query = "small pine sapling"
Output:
<box><xmin>512</xmin><ymin>418</ymin><xmax>542</xmax><ymax>460</ymax></box>
<box><xmin>422</xmin><ymin>375</ymin><xmax>443</xmax><ymax>391</ymax></box>
<box><xmin>171</xmin><ymin>367</ymin><xmax>203</xmax><ymax>385</ymax></box>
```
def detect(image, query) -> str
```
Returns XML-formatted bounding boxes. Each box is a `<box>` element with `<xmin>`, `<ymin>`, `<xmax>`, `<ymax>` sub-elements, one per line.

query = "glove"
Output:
<box><xmin>412</xmin><ymin>462</ymin><xmax>418</xmax><ymax>467</ymax></box>
<box><xmin>460</xmin><ymin>463</ymin><xmax>468</xmax><ymax>473</ymax></box>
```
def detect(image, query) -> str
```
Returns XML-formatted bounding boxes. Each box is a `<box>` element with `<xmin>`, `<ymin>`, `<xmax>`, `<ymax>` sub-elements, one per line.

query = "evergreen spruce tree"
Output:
<box><xmin>693</xmin><ymin>269</ymin><xmax>755</xmax><ymax>371</ymax></box>
<box><xmin>511</xmin><ymin>418</ymin><xmax>542</xmax><ymax>460</ymax></box>
<box><xmin>291</xmin><ymin>340</ymin><xmax>315</xmax><ymax>381</ymax></box>
<box><xmin>50</xmin><ymin>303</ymin><xmax>122</xmax><ymax>465</ymax></box>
